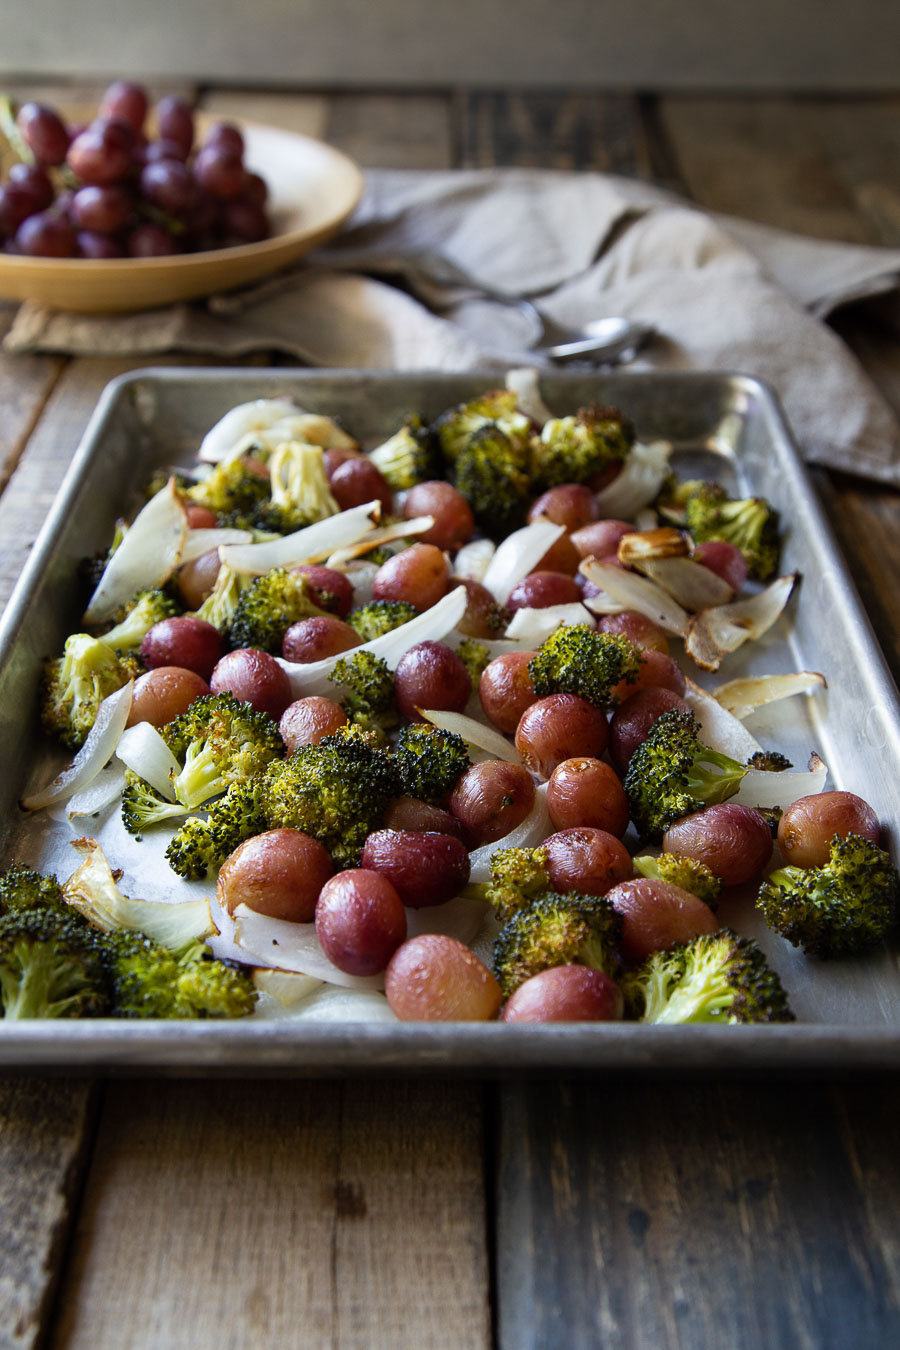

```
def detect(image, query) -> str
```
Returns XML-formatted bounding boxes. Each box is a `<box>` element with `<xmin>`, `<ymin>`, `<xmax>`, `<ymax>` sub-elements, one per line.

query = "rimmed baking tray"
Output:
<box><xmin>0</xmin><ymin>367</ymin><xmax>897</xmax><ymax>1073</ymax></box>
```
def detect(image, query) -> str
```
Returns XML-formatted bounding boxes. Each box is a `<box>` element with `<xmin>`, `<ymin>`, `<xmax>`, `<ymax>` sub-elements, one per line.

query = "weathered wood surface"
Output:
<box><xmin>48</xmin><ymin>1080</ymin><xmax>489</xmax><ymax>1350</ymax></box>
<box><xmin>0</xmin><ymin>86</ymin><xmax>897</xmax><ymax>1350</ymax></box>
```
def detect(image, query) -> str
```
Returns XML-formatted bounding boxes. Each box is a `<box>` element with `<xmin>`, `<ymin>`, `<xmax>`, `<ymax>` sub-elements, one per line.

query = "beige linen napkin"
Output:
<box><xmin>7</xmin><ymin>169</ymin><xmax>900</xmax><ymax>485</ymax></box>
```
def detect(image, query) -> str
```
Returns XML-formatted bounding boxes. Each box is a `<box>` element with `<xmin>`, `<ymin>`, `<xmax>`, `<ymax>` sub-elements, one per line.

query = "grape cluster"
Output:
<box><xmin>0</xmin><ymin>82</ymin><xmax>270</xmax><ymax>259</ymax></box>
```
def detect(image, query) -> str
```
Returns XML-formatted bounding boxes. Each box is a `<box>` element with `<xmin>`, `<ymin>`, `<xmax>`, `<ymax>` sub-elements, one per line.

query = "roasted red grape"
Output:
<box><xmin>606</xmin><ymin>877</ymin><xmax>718</xmax><ymax>963</ymax></box>
<box><xmin>502</xmin><ymin>965</ymin><xmax>623</xmax><ymax>1023</ymax></box>
<box><xmin>608</xmin><ymin>687</ymin><xmax>689</xmax><ymax>773</ymax></box>
<box><xmin>281</xmin><ymin>615</ymin><xmax>360</xmax><ymax>664</ymax></box>
<box><xmin>394</xmin><ymin>641</ymin><xmax>470</xmax><ymax>721</ymax></box>
<box><xmin>571</xmin><ymin>519</ymin><xmax>633</xmax><ymax>560</ymax></box>
<box><xmin>278</xmin><ymin>696</ymin><xmax>347</xmax><ymax>752</ymax></box>
<box><xmin>449</xmin><ymin>760</ymin><xmax>535</xmax><ymax>845</ymax></box>
<box><xmin>218</xmin><ymin>828</ymin><xmax>333</xmax><ymax>923</ymax></box>
<box><xmin>127</xmin><ymin>666</ymin><xmax>210</xmax><ymax>727</ymax></box>
<box><xmin>547</xmin><ymin>757</ymin><xmax>629</xmax><ymax>836</ymax></box>
<box><xmin>515</xmin><ymin>694</ymin><xmax>609</xmax><ymax>779</ymax></box>
<box><xmin>507</xmin><ymin>571</ymin><xmax>582</xmax><ymax>611</ymax></box>
<box><xmin>542</xmin><ymin>827</ymin><xmax>633</xmax><ymax>895</ymax></box>
<box><xmin>479</xmin><ymin>651</ymin><xmax>537</xmax><ymax>733</ymax></box>
<box><xmin>528</xmin><ymin>484</ymin><xmax>600</xmax><ymax>532</ymax></box>
<box><xmin>663</xmin><ymin>803</ymin><xmax>773</xmax><ymax>887</ymax></box>
<box><xmin>209</xmin><ymin>647</ymin><xmax>292</xmax><ymax>719</ymax></box>
<box><xmin>360</xmin><ymin>830</ymin><xmax>470</xmax><ymax>907</ymax></box>
<box><xmin>597</xmin><ymin>610</ymin><xmax>670</xmax><ymax>655</ymax></box>
<box><xmin>372</xmin><ymin>544</ymin><xmax>449</xmax><ymax>610</ymax></box>
<box><xmin>140</xmin><ymin>616</ymin><xmax>223</xmax><ymax>681</ymax></box>
<box><xmin>385</xmin><ymin>935</ymin><xmax>502</xmax><ymax>1021</ymax></box>
<box><xmin>329</xmin><ymin>458</ymin><xmax>393</xmax><ymax>515</ymax></box>
<box><xmin>777</xmin><ymin>791</ymin><xmax>880</xmax><ymax>868</ymax></box>
<box><xmin>315</xmin><ymin>870</ymin><xmax>407</xmax><ymax>976</ymax></box>
<box><xmin>289</xmin><ymin>564</ymin><xmax>354</xmax><ymax>618</ymax></box>
<box><xmin>402</xmin><ymin>481</ymin><xmax>474</xmax><ymax>552</ymax></box>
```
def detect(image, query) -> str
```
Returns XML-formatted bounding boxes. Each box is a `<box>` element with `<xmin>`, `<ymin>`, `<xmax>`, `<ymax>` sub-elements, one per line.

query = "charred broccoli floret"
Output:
<box><xmin>452</xmin><ymin>425</ymin><xmax>533</xmax><ymax>538</ymax></box>
<box><xmin>330</xmin><ymin>650</ymin><xmax>398</xmax><ymax>737</ymax></box>
<box><xmin>103</xmin><ymin>933</ymin><xmax>255</xmax><ymax>1019</ymax></box>
<box><xmin>185</xmin><ymin>456</ymin><xmax>271</xmax><ymax>517</ymax></box>
<box><xmin>259</xmin><ymin>726</ymin><xmax>401</xmax><ymax>869</ymax></box>
<box><xmin>265</xmin><ymin>441</ymin><xmax>338</xmax><ymax>531</ymax></box>
<box><xmin>756</xmin><ymin>834</ymin><xmax>899</xmax><ymax>957</ymax></box>
<box><xmin>0</xmin><ymin>864</ymin><xmax>71</xmax><ymax>918</ymax></box>
<box><xmin>97</xmin><ymin>588</ymin><xmax>180</xmax><ymax>651</ymax></box>
<box><xmin>346</xmin><ymin>600</ymin><xmax>419</xmax><ymax>642</ymax></box>
<box><xmin>166</xmin><ymin>780</ymin><xmax>268</xmax><ymax>880</ymax></box>
<box><xmin>747</xmin><ymin>750</ymin><xmax>794</xmax><ymax>772</ymax></box>
<box><xmin>621</xmin><ymin>930</ymin><xmax>794</xmax><ymax>1024</ymax></box>
<box><xmin>624</xmin><ymin>709</ymin><xmax>748</xmax><ymax>842</ymax></box>
<box><xmin>193</xmin><ymin>562</ymin><xmax>255</xmax><ymax>633</ymax></box>
<box><xmin>493</xmin><ymin>892</ymin><xmax>622</xmax><ymax>999</ymax></box>
<box><xmin>121</xmin><ymin>770</ymin><xmax>190</xmax><ymax>838</ymax></box>
<box><xmin>394</xmin><ymin>723</ymin><xmax>471</xmax><ymax>804</ymax></box>
<box><xmin>633</xmin><ymin>852</ymin><xmax>722</xmax><ymax>908</ymax></box>
<box><xmin>455</xmin><ymin>638</ymin><xmax>493</xmax><ymax>686</ymax></box>
<box><xmin>478</xmin><ymin>846</ymin><xmax>551</xmax><ymax>923</ymax></box>
<box><xmin>682</xmin><ymin>481</ymin><xmax>780</xmax><ymax>582</ymax></box>
<box><xmin>0</xmin><ymin>908</ymin><xmax>108</xmax><ymax>1019</ymax></box>
<box><xmin>160</xmin><ymin>693</ymin><xmax>284</xmax><ymax>811</ymax></box>
<box><xmin>227</xmin><ymin>568</ymin><xmax>329</xmax><ymax>653</ymax></box>
<box><xmin>530</xmin><ymin>404</ymin><xmax>634</xmax><ymax>490</ymax></box>
<box><xmin>367</xmin><ymin>416</ymin><xmax>441</xmax><ymax>490</ymax></box>
<box><xmin>432</xmin><ymin>389</ymin><xmax>532</xmax><ymax>464</ymax></box>
<box><xmin>527</xmin><ymin>624</ymin><xmax>642</xmax><ymax>709</ymax></box>
<box><xmin>41</xmin><ymin>633</ymin><xmax>133</xmax><ymax>749</ymax></box>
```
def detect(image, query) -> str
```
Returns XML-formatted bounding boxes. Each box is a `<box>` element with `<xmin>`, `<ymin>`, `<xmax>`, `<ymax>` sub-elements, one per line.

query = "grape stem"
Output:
<box><xmin>0</xmin><ymin>95</ymin><xmax>33</xmax><ymax>170</ymax></box>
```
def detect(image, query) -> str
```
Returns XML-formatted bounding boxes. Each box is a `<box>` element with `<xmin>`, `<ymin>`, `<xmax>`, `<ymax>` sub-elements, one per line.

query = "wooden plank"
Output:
<box><xmin>49</xmin><ymin>1080</ymin><xmax>489</xmax><ymax>1350</ymax></box>
<box><xmin>0</xmin><ymin>306</ymin><xmax>64</xmax><ymax>498</ymax></box>
<box><xmin>458</xmin><ymin>92</ymin><xmax>652</xmax><ymax>176</ymax></box>
<box><xmin>496</xmin><ymin>1079</ymin><xmax>900</xmax><ymax>1350</ymax></box>
<box><xmin>0</xmin><ymin>1079</ymin><xmax>99</xmax><ymax>1350</ymax></box>
<box><xmin>323</xmin><ymin>94</ymin><xmax>454</xmax><ymax>170</ymax></box>
<box><xmin>657</xmin><ymin>96</ymin><xmax>900</xmax><ymax>246</ymax></box>
<box><xmin>199</xmin><ymin>89</ymin><xmax>330</xmax><ymax>139</ymax></box>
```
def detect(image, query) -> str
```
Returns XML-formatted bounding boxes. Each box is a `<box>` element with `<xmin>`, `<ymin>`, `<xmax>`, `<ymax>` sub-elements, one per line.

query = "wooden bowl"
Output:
<box><xmin>0</xmin><ymin>117</ymin><xmax>364</xmax><ymax>314</ymax></box>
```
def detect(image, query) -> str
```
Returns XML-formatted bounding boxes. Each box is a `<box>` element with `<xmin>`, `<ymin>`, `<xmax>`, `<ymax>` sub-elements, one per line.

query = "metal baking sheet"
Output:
<box><xmin>0</xmin><ymin>367</ymin><xmax>897</xmax><ymax>1073</ymax></box>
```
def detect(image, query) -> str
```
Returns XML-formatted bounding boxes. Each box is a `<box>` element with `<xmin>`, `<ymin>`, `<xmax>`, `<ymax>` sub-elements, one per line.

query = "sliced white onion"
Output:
<box><xmin>732</xmin><ymin>753</ymin><xmax>828</xmax><ymax>809</ymax></box>
<box><xmin>481</xmin><ymin>519</ymin><xmax>564</xmax><ymax>603</ymax></box>
<box><xmin>504</xmin><ymin>366</ymin><xmax>553</xmax><ymax>426</ymax></box>
<box><xmin>504</xmin><ymin>602</ymin><xmax>592</xmax><ymax>646</ymax></box>
<box><xmin>468</xmin><ymin>783</ymin><xmax>552</xmax><ymax>884</ymax></box>
<box><xmin>406</xmin><ymin>894</ymin><xmax>489</xmax><ymax>946</ymax></box>
<box><xmin>685</xmin><ymin>574</ymin><xmax>798</xmax><ymax>672</ymax></box>
<box><xmin>65</xmin><ymin>762</ymin><xmax>128</xmax><ymax>820</ymax></box>
<box><xmin>419</xmin><ymin>708</ymin><xmax>520</xmax><ymax>763</ymax></box>
<box><xmin>581</xmin><ymin>559</ymin><xmax>689</xmax><ymax>636</ymax></box>
<box><xmin>276</xmin><ymin>585</ymin><xmax>468</xmax><ymax>699</ymax></box>
<box><xmin>252</xmin><ymin>968</ymin><xmax>324</xmax><ymax>1006</ymax></box>
<box><xmin>62</xmin><ymin>838</ymin><xmax>215</xmax><ymax>946</ymax></box>
<box><xmin>179</xmin><ymin>527</ymin><xmax>254</xmax><ymax>565</ymax></box>
<box><xmin>636</xmin><ymin>557</ymin><xmax>734</xmax><ymax>611</ymax></box>
<box><xmin>325</xmin><ymin>516</ymin><xmax>435</xmax><ymax>568</ymax></box>
<box><xmin>83</xmin><ymin>480</ymin><xmax>187</xmax><ymax>623</ymax></box>
<box><xmin>337</xmin><ymin>559</ymin><xmax>379</xmax><ymax>606</ymax></box>
<box><xmin>453</xmin><ymin>537</ymin><xmax>496</xmax><ymax>583</ymax></box>
<box><xmin>683</xmin><ymin>678</ymin><xmax>762</xmax><ymax>761</ymax></box>
<box><xmin>219</xmin><ymin>500</ymin><xmax>381</xmax><ymax>574</ymax></box>
<box><xmin>232</xmin><ymin>906</ymin><xmax>387</xmax><ymax>989</ymax></box>
<box><xmin>115</xmin><ymin>722</ymin><xmax>181</xmax><ymax>800</ymax></box>
<box><xmin>713</xmin><ymin>671</ymin><xmax>827</xmax><ymax>719</ymax></box>
<box><xmin>197</xmin><ymin>398</ymin><xmax>303</xmax><ymax>462</ymax></box>
<box><xmin>594</xmin><ymin>440</ymin><xmax>673</xmax><ymax>519</ymax></box>
<box><xmin>283</xmin><ymin>985</ymin><xmax>397</xmax><ymax>1023</ymax></box>
<box><xmin>22</xmin><ymin>681</ymin><xmax>133</xmax><ymax>811</ymax></box>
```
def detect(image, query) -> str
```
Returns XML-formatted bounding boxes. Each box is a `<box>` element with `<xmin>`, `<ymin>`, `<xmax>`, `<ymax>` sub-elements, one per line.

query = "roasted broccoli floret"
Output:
<box><xmin>121</xmin><ymin>770</ymin><xmax>190</xmax><ymax>838</ymax></box>
<box><xmin>394</xmin><ymin>723</ymin><xmax>470</xmax><ymax>804</ymax></box>
<box><xmin>0</xmin><ymin>864</ymin><xmax>71</xmax><ymax>918</ymax></box>
<box><xmin>41</xmin><ymin>633</ymin><xmax>133</xmax><ymax>749</ymax></box>
<box><xmin>621</xmin><ymin>930</ymin><xmax>794</xmax><ymax>1024</ymax></box>
<box><xmin>161</xmin><ymin>693</ymin><xmax>284</xmax><ymax>811</ymax></box>
<box><xmin>455</xmin><ymin>638</ymin><xmax>493</xmax><ymax>686</ymax></box>
<box><xmin>452</xmin><ymin>425</ymin><xmax>533</xmax><ymax>538</ymax></box>
<box><xmin>527</xmin><ymin>624</ymin><xmax>642</xmax><ymax>709</ymax></box>
<box><xmin>97</xmin><ymin>588</ymin><xmax>180</xmax><ymax>651</ymax></box>
<box><xmin>756</xmin><ymin>833</ymin><xmax>899</xmax><ymax>957</ymax></box>
<box><xmin>624</xmin><ymin>709</ymin><xmax>748</xmax><ymax>842</ymax></box>
<box><xmin>329</xmin><ymin>650</ymin><xmax>398</xmax><ymax>737</ymax></box>
<box><xmin>0</xmin><ymin>908</ymin><xmax>108</xmax><ymax>1019</ymax></box>
<box><xmin>492</xmin><ymin>892</ymin><xmax>622</xmax><ymax>999</ymax></box>
<box><xmin>747</xmin><ymin>750</ymin><xmax>794</xmax><ymax>772</ymax></box>
<box><xmin>530</xmin><ymin>404</ymin><xmax>634</xmax><ymax>490</ymax></box>
<box><xmin>193</xmin><ymin>561</ymin><xmax>255</xmax><ymax>633</ymax></box>
<box><xmin>265</xmin><ymin>441</ymin><xmax>338</xmax><ymax>531</ymax></box>
<box><xmin>103</xmin><ymin>933</ymin><xmax>255</xmax><ymax>1019</ymax></box>
<box><xmin>227</xmin><ymin>568</ymin><xmax>329</xmax><ymax>653</ymax></box>
<box><xmin>683</xmin><ymin>481</ymin><xmax>780</xmax><ymax>582</ymax></box>
<box><xmin>432</xmin><ymin>389</ymin><xmax>532</xmax><ymax>463</ymax></box>
<box><xmin>367</xmin><ymin>416</ymin><xmax>441</xmax><ymax>490</ymax></box>
<box><xmin>260</xmin><ymin>726</ymin><xmax>401</xmax><ymax>869</ymax></box>
<box><xmin>633</xmin><ymin>852</ymin><xmax>722</xmax><ymax>908</ymax></box>
<box><xmin>166</xmin><ymin>780</ymin><xmax>268</xmax><ymax>880</ymax></box>
<box><xmin>346</xmin><ymin>600</ymin><xmax>419</xmax><ymax>642</ymax></box>
<box><xmin>477</xmin><ymin>846</ymin><xmax>552</xmax><ymax>923</ymax></box>
<box><xmin>185</xmin><ymin>456</ymin><xmax>271</xmax><ymax>516</ymax></box>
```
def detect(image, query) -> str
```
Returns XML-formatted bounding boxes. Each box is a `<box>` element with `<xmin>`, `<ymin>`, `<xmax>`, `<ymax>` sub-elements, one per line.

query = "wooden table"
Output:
<box><xmin>0</xmin><ymin>85</ymin><xmax>898</xmax><ymax>1350</ymax></box>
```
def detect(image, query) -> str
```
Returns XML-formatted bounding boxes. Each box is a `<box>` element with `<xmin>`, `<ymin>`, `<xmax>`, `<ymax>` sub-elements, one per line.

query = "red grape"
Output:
<box><xmin>77</xmin><ymin>231</ymin><xmax>125</xmax><ymax>259</ymax></box>
<box><xmin>385</xmin><ymin>935</ymin><xmax>501</xmax><ymax>1021</ymax></box>
<box><xmin>373</xmin><ymin>544</ymin><xmax>449</xmax><ymax>610</ymax></box>
<box><xmin>402</xmin><ymin>481</ymin><xmax>475</xmax><ymax>552</ymax></box>
<box><xmin>502</xmin><ymin>966</ymin><xmax>623</xmax><ymax>1023</ymax></box>
<box><xmin>140</xmin><ymin>616</ymin><xmax>223</xmax><ymax>681</ymax></box>
<box><xmin>127</xmin><ymin>667</ymin><xmax>210</xmax><ymax>727</ymax></box>
<box><xmin>128</xmin><ymin>222</ymin><xmax>179</xmax><ymax>257</ymax></box>
<box><xmin>218</xmin><ymin>828</ymin><xmax>333</xmax><ymax>923</ymax></box>
<box><xmin>608</xmin><ymin>687</ymin><xmax>689</xmax><ymax>773</ymax></box>
<box><xmin>479</xmin><ymin>651</ymin><xmax>537</xmax><ymax>734</ymax></box>
<box><xmin>220</xmin><ymin>196</ymin><xmax>269</xmax><ymax>244</ymax></box>
<box><xmin>289</xmin><ymin>564</ymin><xmax>354</xmax><ymax>618</ymax></box>
<box><xmin>394</xmin><ymin>640</ymin><xmax>471</xmax><ymax>721</ymax></box>
<box><xmin>315</xmin><ymin>870</ymin><xmax>407</xmax><ymax>976</ymax></box>
<box><xmin>662</xmin><ymin>803</ymin><xmax>773</xmax><ymax>886</ymax></box>
<box><xmin>507</xmin><ymin>572</ymin><xmax>582</xmax><ymax>611</ymax></box>
<box><xmin>330</xmin><ymin>457</ymin><xmax>393</xmax><ymax>515</ymax></box>
<box><xmin>15</xmin><ymin>213</ymin><xmax>76</xmax><ymax>258</ymax></box>
<box><xmin>155</xmin><ymin>96</ymin><xmax>194</xmax><ymax>156</ymax></box>
<box><xmin>209</xmin><ymin>648</ymin><xmax>292</xmax><ymax>719</ymax></box>
<box><xmin>606</xmin><ymin>878</ymin><xmax>718</xmax><ymax>963</ymax></box>
<box><xmin>67</xmin><ymin>120</ymin><xmax>133</xmax><ymax>185</ymax></box>
<box><xmin>140</xmin><ymin>159</ymin><xmax>194</xmax><ymax>214</ymax></box>
<box><xmin>597</xmin><ymin>610</ymin><xmax>670</xmax><ymax>655</ymax></box>
<box><xmin>360</xmin><ymin>830</ymin><xmax>470</xmax><ymax>907</ymax></box>
<box><xmin>693</xmin><ymin>540</ymin><xmax>748</xmax><ymax>593</ymax></box>
<box><xmin>70</xmin><ymin>185</ymin><xmax>133</xmax><ymax>233</ymax></box>
<box><xmin>202</xmin><ymin>121</ymin><xmax>245</xmax><ymax>157</ymax></box>
<box><xmin>449</xmin><ymin>760</ymin><xmax>535</xmax><ymax>845</ymax></box>
<box><xmin>547</xmin><ymin>757</ymin><xmax>629</xmax><ymax>836</ymax></box>
<box><xmin>515</xmin><ymin>693</ymin><xmax>609</xmax><ymax>780</ymax></box>
<box><xmin>543</xmin><ymin>827</ymin><xmax>633</xmax><ymax>895</ymax></box>
<box><xmin>192</xmin><ymin>145</ymin><xmax>246</xmax><ymax>200</ymax></box>
<box><xmin>7</xmin><ymin>163</ymin><xmax>54</xmax><ymax>213</ymax></box>
<box><xmin>281</xmin><ymin>615</ymin><xmax>360</xmax><ymax>664</ymax></box>
<box><xmin>529</xmin><ymin>484</ymin><xmax>600</xmax><ymax>532</ymax></box>
<box><xmin>279</xmin><ymin>696</ymin><xmax>347</xmax><ymax>752</ymax></box>
<box><xmin>16</xmin><ymin>102</ymin><xmax>70</xmax><ymax>166</ymax></box>
<box><xmin>571</xmin><ymin>519</ymin><xmax>633</xmax><ymax>560</ymax></box>
<box><xmin>99</xmin><ymin>81</ymin><xmax>148</xmax><ymax>134</ymax></box>
<box><xmin>777</xmin><ymin>791</ymin><xmax>880</xmax><ymax>868</ymax></box>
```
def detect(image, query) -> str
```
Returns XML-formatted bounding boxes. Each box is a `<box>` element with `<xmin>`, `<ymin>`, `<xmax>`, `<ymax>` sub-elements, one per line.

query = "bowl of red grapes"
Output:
<box><xmin>0</xmin><ymin>82</ymin><xmax>363</xmax><ymax>313</ymax></box>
